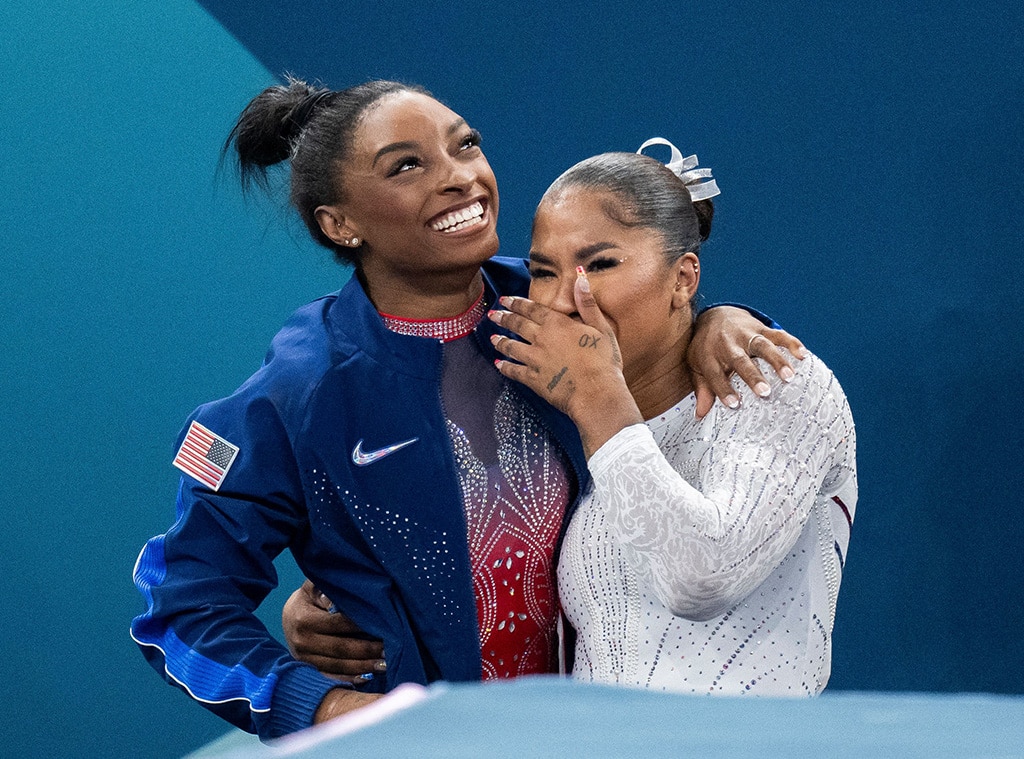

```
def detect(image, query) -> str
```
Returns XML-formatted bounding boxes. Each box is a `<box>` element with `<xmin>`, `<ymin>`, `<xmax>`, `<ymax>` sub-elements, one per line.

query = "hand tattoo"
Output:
<box><xmin>548</xmin><ymin>367</ymin><xmax>568</xmax><ymax>391</ymax></box>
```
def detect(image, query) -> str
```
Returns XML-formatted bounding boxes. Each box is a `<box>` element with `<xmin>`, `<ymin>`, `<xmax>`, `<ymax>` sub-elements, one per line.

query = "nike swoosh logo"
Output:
<box><xmin>351</xmin><ymin>437</ymin><xmax>419</xmax><ymax>466</ymax></box>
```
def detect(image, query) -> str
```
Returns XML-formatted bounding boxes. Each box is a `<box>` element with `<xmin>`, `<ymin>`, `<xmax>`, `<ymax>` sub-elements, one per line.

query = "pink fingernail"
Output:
<box><xmin>725</xmin><ymin>395</ymin><xmax>740</xmax><ymax>409</ymax></box>
<box><xmin>780</xmin><ymin>366</ymin><xmax>795</xmax><ymax>382</ymax></box>
<box><xmin>576</xmin><ymin>266</ymin><xmax>591</xmax><ymax>293</ymax></box>
<box><xmin>755</xmin><ymin>382</ymin><xmax>771</xmax><ymax>398</ymax></box>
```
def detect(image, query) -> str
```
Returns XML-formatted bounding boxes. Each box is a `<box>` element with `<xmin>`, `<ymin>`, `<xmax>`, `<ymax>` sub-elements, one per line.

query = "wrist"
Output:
<box><xmin>314</xmin><ymin>687</ymin><xmax>380</xmax><ymax>724</ymax></box>
<box><xmin>567</xmin><ymin>377</ymin><xmax>643</xmax><ymax>459</ymax></box>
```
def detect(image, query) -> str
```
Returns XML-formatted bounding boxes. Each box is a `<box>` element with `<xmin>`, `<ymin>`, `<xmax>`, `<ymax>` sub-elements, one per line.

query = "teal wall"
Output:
<box><xmin>3</xmin><ymin>1</ymin><xmax>1022</xmax><ymax>757</ymax></box>
<box><xmin>1</xmin><ymin>2</ymin><xmax>341</xmax><ymax>756</ymax></box>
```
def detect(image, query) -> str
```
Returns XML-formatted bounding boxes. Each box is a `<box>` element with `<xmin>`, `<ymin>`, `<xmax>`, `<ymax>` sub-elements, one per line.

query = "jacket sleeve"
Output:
<box><xmin>700</xmin><ymin>301</ymin><xmax>781</xmax><ymax>329</ymax></box>
<box><xmin>130</xmin><ymin>390</ymin><xmax>342</xmax><ymax>739</ymax></box>
<box><xmin>587</xmin><ymin>352</ymin><xmax>856</xmax><ymax>621</ymax></box>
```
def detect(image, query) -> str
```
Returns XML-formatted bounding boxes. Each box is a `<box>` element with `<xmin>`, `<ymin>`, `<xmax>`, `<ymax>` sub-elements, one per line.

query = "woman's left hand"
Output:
<box><xmin>687</xmin><ymin>306</ymin><xmax>808</xmax><ymax>419</ymax></box>
<box><xmin>489</xmin><ymin>274</ymin><xmax>643</xmax><ymax>457</ymax></box>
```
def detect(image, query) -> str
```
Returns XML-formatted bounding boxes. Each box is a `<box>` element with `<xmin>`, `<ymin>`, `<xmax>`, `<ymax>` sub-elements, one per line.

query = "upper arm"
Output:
<box><xmin>594</xmin><ymin>354</ymin><xmax>854</xmax><ymax>620</ymax></box>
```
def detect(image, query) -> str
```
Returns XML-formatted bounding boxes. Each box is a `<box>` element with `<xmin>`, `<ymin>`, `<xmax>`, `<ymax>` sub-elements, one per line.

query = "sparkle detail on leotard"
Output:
<box><xmin>449</xmin><ymin>388</ymin><xmax>570</xmax><ymax>678</ymax></box>
<box><xmin>380</xmin><ymin>290</ymin><xmax>486</xmax><ymax>342</ymax></box>
<box><xmin>558</xmin><ymin>352</ymin><xmax>857</xmax><ymax>696</ymax></box>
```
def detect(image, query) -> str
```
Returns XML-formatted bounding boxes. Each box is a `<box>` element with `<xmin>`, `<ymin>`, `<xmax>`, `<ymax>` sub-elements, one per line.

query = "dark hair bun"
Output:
<box><xmin>227</xmin><ymin>78</ymin><xmax>330</xmax><ymax>185</ymax></box>
<box><xmin>693</xmin><ymin>198</ymin><xmax>714</xmax><ymax>243</ymax></box>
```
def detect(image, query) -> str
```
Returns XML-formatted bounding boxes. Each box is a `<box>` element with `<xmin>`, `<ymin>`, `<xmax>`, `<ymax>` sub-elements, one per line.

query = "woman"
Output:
<box><xmin>488</xmin><ymin>143</ymin><xmax>857</xmax><ymax>694</ymax></box>
<box><xmin>131</xmin><ymin>78</ymin><xmax>801</xmax><ymax>740</ymax></box>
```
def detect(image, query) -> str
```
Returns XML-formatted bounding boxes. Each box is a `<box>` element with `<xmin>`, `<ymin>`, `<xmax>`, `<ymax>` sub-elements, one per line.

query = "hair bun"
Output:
<box><xmin>282</xmin><ymin>86</ymin><xmax>333</xmax><ymax>144</ymax></box>
<box><xmin>228</xmin><ymin>78</ymin><xmax>329</xmax><ymax>176</ymax></box>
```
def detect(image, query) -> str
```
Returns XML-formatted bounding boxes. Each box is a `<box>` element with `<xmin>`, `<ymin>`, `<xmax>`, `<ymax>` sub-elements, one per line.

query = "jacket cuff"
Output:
<box><xmin>265</xmin><ymin>664</ymin><xmax>350</xmax><ymax>739</ymax></box>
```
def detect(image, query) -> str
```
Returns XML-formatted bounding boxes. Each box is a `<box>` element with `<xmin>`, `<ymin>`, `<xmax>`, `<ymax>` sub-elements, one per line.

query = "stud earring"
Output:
<box><xmin>350</xmin><ymin>237</ymin><xmax>360</xmax><ymax>246</ymax></box>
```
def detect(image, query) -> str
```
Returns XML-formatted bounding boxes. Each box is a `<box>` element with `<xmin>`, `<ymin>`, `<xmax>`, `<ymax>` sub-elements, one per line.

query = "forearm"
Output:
<box><xmin>131</xmin><ymin>483</ymin><xmax>340</xmax><ymax>738</ymax></box>
<box><xmin>589</xmin><ymin>424</ymin><xmax>740</xmax><ymax>619</ymax></box>
<box><xmin>132</xmin><ymin>544</ymin><xmax>341</xmax><ymax>737</ymax></box>
<box><xmin>569</xmin><ymin>375</ymin><xmax>644</xmax><ymax>460</ymax></box>
<box><xmin>314</xmin><ymin>688</ymin><xmax>383</xmax><ymax>724</ymax></box>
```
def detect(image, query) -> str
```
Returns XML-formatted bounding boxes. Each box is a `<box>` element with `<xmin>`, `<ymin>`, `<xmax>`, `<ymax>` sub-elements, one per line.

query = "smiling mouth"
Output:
<box><xmin>430</xmin><ymin>201</ymin><xmax>485</xmax><ymax>233</ymax></box>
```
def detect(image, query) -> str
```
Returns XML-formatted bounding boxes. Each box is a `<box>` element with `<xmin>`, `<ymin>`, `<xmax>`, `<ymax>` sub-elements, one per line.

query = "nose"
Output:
<box><xmin>438</xmin><ymin>155</ymin><xmax>476</xmax><ymax>193</ymax></box>
<box><xmin>539</xmin><ymin>272</ymin><xmax>578</xmax><ymax>317</ymax></box>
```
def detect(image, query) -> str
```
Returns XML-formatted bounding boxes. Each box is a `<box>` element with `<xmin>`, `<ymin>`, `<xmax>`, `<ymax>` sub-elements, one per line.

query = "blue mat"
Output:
<box><xmin>190</xmin><ymin>676</ymin><xmax>1024</xmax><ymax>758</ymax></box>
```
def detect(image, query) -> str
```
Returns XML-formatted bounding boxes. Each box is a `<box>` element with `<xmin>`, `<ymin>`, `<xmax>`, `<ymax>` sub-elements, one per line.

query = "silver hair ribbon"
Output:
<box><xmin>637</xmin><ymin>137</ymin><xmax>720</xmax><ymax>201</ymax></box>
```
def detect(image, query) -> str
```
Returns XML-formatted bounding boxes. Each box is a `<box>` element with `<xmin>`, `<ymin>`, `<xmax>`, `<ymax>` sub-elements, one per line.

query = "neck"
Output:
<box><xmin>625</xmin><ymin>331</ymin><xmax>694</xmax><ymax>421</ymax></box>
<box><xmin>359</xmin><ymin>265</ymin><xmax>486</xmax><ymax>319</ymax></box>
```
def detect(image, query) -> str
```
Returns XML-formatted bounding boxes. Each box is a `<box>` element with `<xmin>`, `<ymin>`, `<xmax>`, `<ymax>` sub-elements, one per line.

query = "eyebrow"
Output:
<box><xmin>371</xmin><ymin>118</ymin><xmax>469</xmax><ymax>168</ymax></box>
<box><xmin>529</xmin><ymin>242</ymin><xmax>619</xmax><ymax>264</ymax></box>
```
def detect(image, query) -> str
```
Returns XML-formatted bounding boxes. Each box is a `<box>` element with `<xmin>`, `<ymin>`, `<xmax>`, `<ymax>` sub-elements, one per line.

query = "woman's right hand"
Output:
<box><xmin>283</xmin><ymin>580</ymin><xmax>386</xmax><ymax>684</ymax></box>
<box><xmin>490</xmin><ymin>273</ymin><xmax>643</xmax><ymax>459</ymax></box>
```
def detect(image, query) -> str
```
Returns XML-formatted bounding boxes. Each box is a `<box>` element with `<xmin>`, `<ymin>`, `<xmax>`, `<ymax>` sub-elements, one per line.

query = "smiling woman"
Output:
<box><xmin>130</xmin><ymin>76</ymin><xmax>806</xmax><ymax>741</ymax></box>
<box><xmin>309</xmin><ymin>90</ymin><xmax>501</xmax><ymax>314</ymax></box>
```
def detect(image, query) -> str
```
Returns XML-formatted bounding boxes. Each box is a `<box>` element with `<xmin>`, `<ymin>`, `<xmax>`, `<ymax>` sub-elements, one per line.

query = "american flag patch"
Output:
<box><xmin>172</xmin><ymin>421</ymin><xmax>239</xmax><ymax>491</ymax></box>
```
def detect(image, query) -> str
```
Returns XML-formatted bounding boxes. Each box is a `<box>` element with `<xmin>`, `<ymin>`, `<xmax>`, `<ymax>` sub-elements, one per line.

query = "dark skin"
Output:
<box><xmin>283</xmin><ymin>580</ymin><xmax>386</xmax><ymax>684</ymax></box>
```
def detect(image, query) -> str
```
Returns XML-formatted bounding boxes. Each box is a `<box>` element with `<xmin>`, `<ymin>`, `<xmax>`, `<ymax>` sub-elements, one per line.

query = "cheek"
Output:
<box><xmin>527</xmin><ymin>278</ymin><xmax>549</xmax><ymax>303</ymax></box>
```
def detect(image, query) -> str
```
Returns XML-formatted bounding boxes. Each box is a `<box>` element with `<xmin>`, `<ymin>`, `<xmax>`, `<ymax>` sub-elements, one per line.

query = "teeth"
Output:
<box><xmin>432</xmin><ymin>201</ymin><xmax>484</xmax><ymax>232</ymax></box>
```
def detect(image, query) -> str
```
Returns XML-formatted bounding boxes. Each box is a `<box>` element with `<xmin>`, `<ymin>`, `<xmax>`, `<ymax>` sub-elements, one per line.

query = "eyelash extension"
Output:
<box><xmin>388</xmin><ymin>130</ymin><xmax>482</xmax><ymax>177</ymax></box>
<box><xmin>586</xmin><ymin>257</ymin><xmax>620</xmax><ymax>272</ymax></box>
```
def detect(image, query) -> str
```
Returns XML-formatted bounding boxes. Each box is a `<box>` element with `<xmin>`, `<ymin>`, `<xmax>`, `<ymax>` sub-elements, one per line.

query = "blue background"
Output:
<box><xmin>2</xmin><ymin>1</ymin><xmax>1020</xmax><ymax>757</ymax></box>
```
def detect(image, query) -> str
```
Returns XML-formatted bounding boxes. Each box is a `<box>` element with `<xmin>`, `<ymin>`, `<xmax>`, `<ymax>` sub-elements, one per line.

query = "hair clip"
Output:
<box><xmin>637</xmin><ymin>137</ymin><xmax>720</xmax><ymax>201</ymax></box>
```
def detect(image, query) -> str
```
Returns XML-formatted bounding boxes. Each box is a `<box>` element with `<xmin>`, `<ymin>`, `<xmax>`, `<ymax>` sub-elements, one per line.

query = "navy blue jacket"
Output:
<box><xmin>131</xmin><ymin>258</ymin><xmax>589</xmax><ymax>738</ymax></box>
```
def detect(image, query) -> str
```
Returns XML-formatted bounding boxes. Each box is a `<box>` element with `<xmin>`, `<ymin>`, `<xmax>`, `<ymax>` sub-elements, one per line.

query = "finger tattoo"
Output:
<box><xmin>547</xmin><ymin>366</ymin><xmax>568</xmax><ymax>391</ymax></box>
<box><xmin>578</xmin><ymin>335</ymin><xmax>601</xmax><ymax>349</ymax></box>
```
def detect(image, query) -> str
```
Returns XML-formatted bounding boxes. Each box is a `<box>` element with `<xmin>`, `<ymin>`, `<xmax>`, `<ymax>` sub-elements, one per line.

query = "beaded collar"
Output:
<box><xmin>379</xmin><ymin>290</ymin><xmax>486</xmax><ymax>342</ymax></box>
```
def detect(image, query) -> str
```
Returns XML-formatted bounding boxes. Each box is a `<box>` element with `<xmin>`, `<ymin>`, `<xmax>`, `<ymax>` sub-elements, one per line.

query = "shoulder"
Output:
<box><xmin>757</xmin><ymin>350</ymin><xmax>847</xmax><ymax>409</ymax></box>
<box><xmin>194</xmin><ymin>294</ymin><xmax>344</xmax><ymax>433</ymax></box>
<box><xmin>719</xmin><ymin>350</ymin><xmax>854</xmax><ymax>441</ymax></box>
<box><xmin>784</xmin><ymin>351</ymin><xmax>850</xmax><ymax>416</ymax></box>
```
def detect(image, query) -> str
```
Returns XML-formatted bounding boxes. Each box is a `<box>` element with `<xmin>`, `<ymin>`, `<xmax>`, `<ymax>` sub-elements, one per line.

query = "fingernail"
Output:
<box><xmin>498</xmin><ymin>296</ymin><xmax>512</xmax><ymax>308</ymax></box>
<box><xmin>780</xmin><ymin>366</ymin><xmax>794</xmax><ymax>382</ymax></box>
<box><xmin>575</xmin><ymin>266</ymin><xmax>591</xmax><ymax>293</ymax></box>
<box><xmin>755</xmin><ymin>382</ymin><xmax>771</xmax><ymax>398</ymax></box>
<box><xmin>796</xmin><ymin>347</ymin><xmax>809</xmax><ymax>359</ymax></box>
<box><xmin>373</xmin><ymin>659</ymin><xmax>388</xmax><ymax>673</ymax></box>
<box><xmin>725</xmin><ymin>395</ymin><xmax>740</xmax><ymax>409</ymax></box>
<box><xmin>493</xmin><ymin>359</ymin><xmax>503</xmax><ymax>369</ymax></box>
<box><xmin>357</xmin><ymin>673</ymin><xmax>374</xmax><ymax>683</ymax></box>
